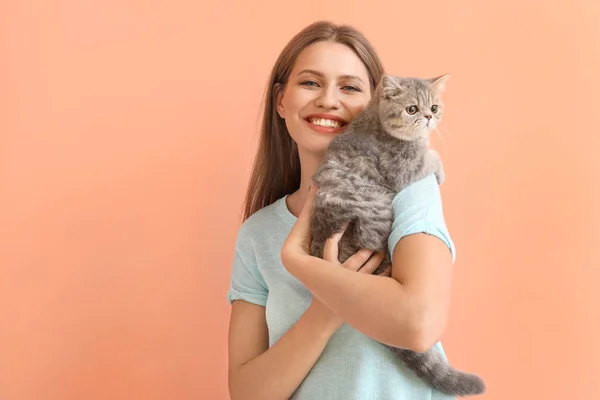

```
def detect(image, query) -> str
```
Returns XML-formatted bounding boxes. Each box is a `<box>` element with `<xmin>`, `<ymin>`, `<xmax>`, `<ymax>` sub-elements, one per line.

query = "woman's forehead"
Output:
<box><xmin>291</xmin><ymin>41</ymin><xmax>369</xmax><ymax>81</ymax></box>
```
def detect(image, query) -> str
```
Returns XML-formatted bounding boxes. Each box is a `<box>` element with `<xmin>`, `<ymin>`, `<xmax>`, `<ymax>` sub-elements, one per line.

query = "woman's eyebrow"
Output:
<box><xmin>297</xmin><ymin>69</ymin><xmax>365</xmax><ymax>85</ymax></box>
<box><xmin>339</xmin><ymin>74</ymin><xmax>365</xmax><ymax>85</ymax></box>
<box><xmin>297</xmin><ymin>69</ymin><xmax>324</xmax><ymax>77</ymax></box>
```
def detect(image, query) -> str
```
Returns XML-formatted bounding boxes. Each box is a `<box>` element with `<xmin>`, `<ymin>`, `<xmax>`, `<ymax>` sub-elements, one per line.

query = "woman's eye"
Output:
<box><xmin>300</xmin><ymin>80</ymin><xmax>319</xmax><ymax>87</ymax></box>
<box><xmin>431</xmin><ymin>105</ymin><xmax>438</xmax><ymax>113</ymax></box>
<box><xmin>342</xmin><ymin>85</ymin><xmax>361</xmax><ymax>92</ymax></box>
<box><xmin>406</xmin><ymin>106</ymin><xmax>418</xmax><ymax>115</ymax></box>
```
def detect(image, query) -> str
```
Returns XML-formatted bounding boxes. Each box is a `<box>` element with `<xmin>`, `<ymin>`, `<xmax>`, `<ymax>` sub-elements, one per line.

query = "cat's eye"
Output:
<box><xmin>431</xmin><ymin>105</ymin><xmax>439</xmax><ymax>113</ymax></box>
<box><xmin>406</xmin><ymin>106</ymin><xmax>418</xmax><ymax>115</ymax></box>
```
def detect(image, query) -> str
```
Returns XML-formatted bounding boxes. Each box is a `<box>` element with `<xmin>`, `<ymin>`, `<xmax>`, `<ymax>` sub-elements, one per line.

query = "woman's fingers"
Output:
<box><xmin>378</xmin><ymin>265</ymin><xmax>392</xmax><ymax>277</ymax></box>
<box><xmin>357</xmin><ymin>252</ymin><xmax>386</xmax><ymax>274</ymax></box>
<box><xmin>323</xmin><ymin>222</ymin><xmax>350</xmax><ymax>264</ymax></box>
<box><xmin>343</xmin><ymin>248</ymin><xmax>375</xmax><ymax>271</ymax></box>
<box><xmin>323</xmin><ymin>231</ymin><xmax>343</xmax><ymax>264</ymax></box>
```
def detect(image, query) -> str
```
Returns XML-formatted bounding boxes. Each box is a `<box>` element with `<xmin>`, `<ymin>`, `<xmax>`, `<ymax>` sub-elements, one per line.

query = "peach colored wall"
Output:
<box><xmin>1</xmin><ymin>1</ymin><xmax>599</xmax><ymax>399</ymax></box>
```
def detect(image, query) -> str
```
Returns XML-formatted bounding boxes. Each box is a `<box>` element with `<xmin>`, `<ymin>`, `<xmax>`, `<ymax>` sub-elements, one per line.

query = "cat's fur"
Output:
<box><xmin>309</xmin><ymin>74</ymin><xmax>486</xmax><ymax>396</ymax></box>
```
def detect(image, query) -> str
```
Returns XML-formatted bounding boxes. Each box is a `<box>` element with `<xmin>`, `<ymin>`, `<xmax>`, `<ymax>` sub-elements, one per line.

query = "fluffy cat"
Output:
<box><xmin>309</xmin><ymin>74</ymin><xmax>486</xmax><ymax>396</ymax></box>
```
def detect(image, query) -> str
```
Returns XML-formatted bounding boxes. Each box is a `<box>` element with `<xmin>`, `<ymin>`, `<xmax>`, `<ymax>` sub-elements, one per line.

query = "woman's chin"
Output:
<box><xmin>297</xmin><ymin>138</ymin><xmax>334</xmax><ymax>158</ymax></box>
<box><xmin>291</xmin><ymin>125</ymin><xmax>346</xmax><ymax>157</ymax></box>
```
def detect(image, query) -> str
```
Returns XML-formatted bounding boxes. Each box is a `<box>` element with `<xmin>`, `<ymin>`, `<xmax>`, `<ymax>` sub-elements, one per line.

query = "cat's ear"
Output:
<box><xmin>429</xmin><ymin>74</ymin><xmax>450</xmax><ymax>94</ymax></box>
<box><xmin>380</xmin><ymin>75</ymin><xmax>400</xmax><ymax>98</ymax></box>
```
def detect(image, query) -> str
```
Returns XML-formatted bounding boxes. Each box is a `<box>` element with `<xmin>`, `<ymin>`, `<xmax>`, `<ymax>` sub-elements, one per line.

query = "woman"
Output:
<box><xmin>227</xmin><ymin>21</ymin><xmax>456</xmax><ymax>399</ymax></box>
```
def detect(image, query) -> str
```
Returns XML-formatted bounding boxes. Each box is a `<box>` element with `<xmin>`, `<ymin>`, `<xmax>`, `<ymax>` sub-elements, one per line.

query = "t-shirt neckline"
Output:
<box><xmin>277</xmin><ymin>195</ymin><xmax>298</xmax><ymax>225</ymax></box>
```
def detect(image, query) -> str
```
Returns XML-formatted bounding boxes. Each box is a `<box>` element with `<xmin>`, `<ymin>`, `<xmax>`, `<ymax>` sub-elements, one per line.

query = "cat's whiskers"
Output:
<box><xmin>436</xmin><ymin>126</ymin><xmax>453</xmax><ymax>139</ymax></box>
<box><xmin>434</xmin><ymin>128</ymin><xmax>447</xmax><ymax>149</ymax></box>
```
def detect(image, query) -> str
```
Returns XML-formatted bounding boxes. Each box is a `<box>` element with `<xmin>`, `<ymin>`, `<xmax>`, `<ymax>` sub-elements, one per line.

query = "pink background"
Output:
<box><xmin>2</xmin><ymin>1</ymin><xmax>599</xmax><ymax>399</ymax></box>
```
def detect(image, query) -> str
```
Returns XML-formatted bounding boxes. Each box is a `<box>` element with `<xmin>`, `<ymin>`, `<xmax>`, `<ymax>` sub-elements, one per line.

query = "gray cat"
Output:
<box><xmin>309</xmin><ymin>74</ymin><xmax>485</xmax><ymax>396</ymax></box>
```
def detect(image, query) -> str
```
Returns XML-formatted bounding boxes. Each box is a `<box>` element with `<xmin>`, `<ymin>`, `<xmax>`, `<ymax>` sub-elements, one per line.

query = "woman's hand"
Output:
<box><xmin>305</xmin><ymin>236</ymin><xmax>390</xmax><ymax>333</ymax></box>
<box><xmin>282</xmin><ymin>186</ymin><xmax>390</xmax><ymax>333</ymax></box>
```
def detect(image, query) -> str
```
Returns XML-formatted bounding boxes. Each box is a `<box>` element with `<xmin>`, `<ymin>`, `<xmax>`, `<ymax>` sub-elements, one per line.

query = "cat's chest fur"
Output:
<box><xmin>331</xmin><ymin>131</ymin><xmax>428</xmax><ymax>193</ymax></box>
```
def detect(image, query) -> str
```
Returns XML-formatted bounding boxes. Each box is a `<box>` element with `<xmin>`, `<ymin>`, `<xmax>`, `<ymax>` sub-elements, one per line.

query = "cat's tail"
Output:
<box><xmin>391</xmin><ymin>347</ymin><xmax>486</xmax><ymax>397</ymax></box>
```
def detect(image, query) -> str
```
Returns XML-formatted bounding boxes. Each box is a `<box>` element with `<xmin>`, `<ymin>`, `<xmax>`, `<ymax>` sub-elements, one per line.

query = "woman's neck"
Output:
<box><xmin>286</xmin><ymin>149</ymin><xmax>323</xmax><ymax>217</ymax></box>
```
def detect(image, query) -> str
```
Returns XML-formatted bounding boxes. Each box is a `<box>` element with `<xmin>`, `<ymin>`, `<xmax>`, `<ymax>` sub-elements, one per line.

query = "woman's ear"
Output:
<box><xmin>274</xmin><ymin>83</ymin><xmax>285</xmax><ymax>118</ymax></box>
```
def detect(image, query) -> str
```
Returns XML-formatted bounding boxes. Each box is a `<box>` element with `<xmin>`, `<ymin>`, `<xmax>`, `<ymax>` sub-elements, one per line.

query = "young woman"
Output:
<box><xmin>227</xmin><ymin>21</ymin><xmax>456</xmax><ymax>400</ymax></box>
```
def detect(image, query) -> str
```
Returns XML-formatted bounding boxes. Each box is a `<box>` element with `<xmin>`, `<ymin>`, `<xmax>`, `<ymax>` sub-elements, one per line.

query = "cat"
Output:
<box><xmin>309</xmin><ymin>74</ymin><xmax>486</xmax><ymax>396</ymax></box>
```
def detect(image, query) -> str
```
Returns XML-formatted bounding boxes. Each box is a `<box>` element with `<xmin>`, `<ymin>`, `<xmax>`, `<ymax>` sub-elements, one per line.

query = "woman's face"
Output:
<box><xmin>276</xmin><ymin>41</ymin><xmax>372</xmax><ymax>156</ymax></box>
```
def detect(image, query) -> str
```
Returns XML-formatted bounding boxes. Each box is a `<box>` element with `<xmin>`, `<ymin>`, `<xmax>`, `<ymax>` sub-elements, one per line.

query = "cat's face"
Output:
<box><xmin>377</xmin><ymin>75</ymin><xmax>449</xmax><ymax>141</ymax></box>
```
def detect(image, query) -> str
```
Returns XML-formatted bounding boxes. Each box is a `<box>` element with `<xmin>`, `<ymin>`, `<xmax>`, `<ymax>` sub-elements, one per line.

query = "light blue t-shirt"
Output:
<box><xmin>227</xmin><ymin>174</ymin><xmax>457</xmax><ymax>400</ymax></box>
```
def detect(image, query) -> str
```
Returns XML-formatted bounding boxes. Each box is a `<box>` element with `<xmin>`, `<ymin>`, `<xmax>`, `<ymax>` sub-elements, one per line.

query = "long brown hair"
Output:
<box><xmin>243</xmin><ymin>21</ymin><xmax>385</xmax><ymax>220</ymax></box>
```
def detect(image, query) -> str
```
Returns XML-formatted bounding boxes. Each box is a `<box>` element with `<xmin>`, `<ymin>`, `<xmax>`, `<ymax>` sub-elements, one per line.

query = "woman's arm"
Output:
<box><xmin>389</xmin><ymin>232</ymin><xmax>453</xmax><ymax>350</ymax></box>
<box><xmin>228</xmin><ymin>299</ymin><xmax>338</xmax><ymax>400</ymax></box>
<box><xmin>281</xmin><ymin>180</ymin><xmax>453</xmax><ymax>352</ymax></box>
<box><xmin>228</xmin><ymin>246</ymin><xmax>386</xmax><ymax>400</ymax></box>
<box><xmin>282</xmin><ymin>236</ymin><xmax>452</xmax><ymax>352</ymax></box>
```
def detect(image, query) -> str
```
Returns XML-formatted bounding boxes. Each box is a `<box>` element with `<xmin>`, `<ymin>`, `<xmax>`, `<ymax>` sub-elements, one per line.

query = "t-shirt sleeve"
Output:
<box><xmin>387</xmin><ymin>173</ymin><xmax>456</xmax><ymax>263</ymax></box>
<box><xmin>227</xmin><ymin>228</ymin><xmax>268</xmax><ymax>307</ymax></box>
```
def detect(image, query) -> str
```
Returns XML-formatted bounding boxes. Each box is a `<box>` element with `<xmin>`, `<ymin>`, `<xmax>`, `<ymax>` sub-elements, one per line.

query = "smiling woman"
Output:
<box><xmin>226</xmin><ymin>21</ymin><xmax>459</xmax><ymax>400</ymax></box>
<box><xmin>275</xmin><ymin>41</ymin><xmax>372</xmax><ymax>155</ymax></box>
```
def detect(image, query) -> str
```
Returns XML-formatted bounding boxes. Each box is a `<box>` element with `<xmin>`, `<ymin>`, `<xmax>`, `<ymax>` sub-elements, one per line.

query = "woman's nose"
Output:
<box><xmin>315</xmin><ymin>87</ymin><xmax>340</xmax><ymax>109</ymax></box>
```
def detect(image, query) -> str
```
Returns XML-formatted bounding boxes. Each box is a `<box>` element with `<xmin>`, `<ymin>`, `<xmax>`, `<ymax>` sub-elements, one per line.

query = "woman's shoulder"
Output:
<box><xmin>235</xmin><ymin>196</ymin><xmax>292</xmax><ymax>246</ymax></box>
<box><xmin>388</xmin><ymin>173</ymin><xmax>456</xmax><ymax>262</ymax></box>
<box><xmin>394</xmin><ymin>173</ymin><xmax>441</xmax><ymax>201</ymax></box>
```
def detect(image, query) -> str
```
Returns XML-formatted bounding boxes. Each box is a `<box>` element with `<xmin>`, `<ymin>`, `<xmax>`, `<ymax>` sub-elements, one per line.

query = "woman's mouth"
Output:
<box><xmin>304</xmin><ymin>117</ymin><xmax>347</xmax><ymax>134</ymax></box>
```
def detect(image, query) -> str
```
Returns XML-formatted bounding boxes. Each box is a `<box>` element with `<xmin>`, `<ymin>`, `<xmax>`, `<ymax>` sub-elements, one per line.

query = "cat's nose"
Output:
<box><xmin>424</xmin><ymin>115</ymin><xmax>432</xmax><ymax>120</ymax></box>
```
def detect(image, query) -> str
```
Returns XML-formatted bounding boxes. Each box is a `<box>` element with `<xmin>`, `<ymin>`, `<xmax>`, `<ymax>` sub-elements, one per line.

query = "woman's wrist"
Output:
<box><xmin>303</xmin><ymin>301</ymin><xmax>343</xmax><ymax>339</ymax></box>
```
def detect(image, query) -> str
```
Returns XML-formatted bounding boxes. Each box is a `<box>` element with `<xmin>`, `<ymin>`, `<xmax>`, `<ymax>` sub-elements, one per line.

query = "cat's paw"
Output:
<box><xmin>425</xmin><ymin>149</ymin><xmax>445</xmax><ymax>185</ymax></box>
<box><xmin>435</xmin><ymin>164</ymin><xmax>446</xmax><ymax>185</ymax></box>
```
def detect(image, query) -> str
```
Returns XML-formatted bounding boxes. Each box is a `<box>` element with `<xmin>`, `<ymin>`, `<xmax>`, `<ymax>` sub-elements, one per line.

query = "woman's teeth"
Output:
<box><xmin>308</xmin><ymin>118</ymin><xmax>343</xmax><ymax>128</ymax></box>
